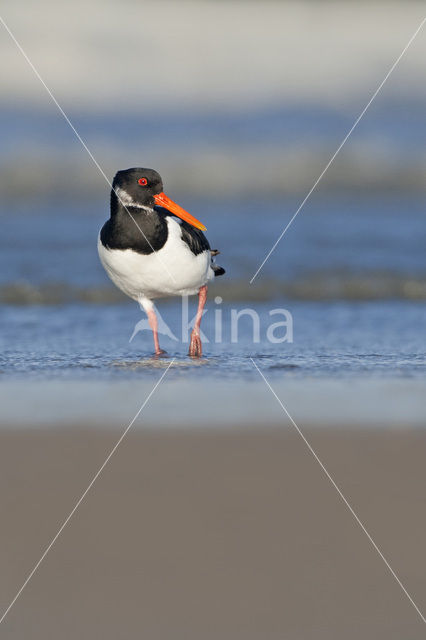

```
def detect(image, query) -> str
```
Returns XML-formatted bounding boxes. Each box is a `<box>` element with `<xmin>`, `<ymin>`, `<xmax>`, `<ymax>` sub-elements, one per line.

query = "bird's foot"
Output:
<box><xmin>188</xmin><ymin>331</ymin><xmax>202</xmax><ymax>358</ymax></box>
<box><xmin>153</xmin><ymin>349</ymin><xmax>168</xmax><ymax>358</ymax></box>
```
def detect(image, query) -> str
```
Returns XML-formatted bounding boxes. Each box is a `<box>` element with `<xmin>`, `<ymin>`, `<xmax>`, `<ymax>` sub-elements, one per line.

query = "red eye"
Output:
<box><xmin>138</xmin><ymin>178</ymin><xmax>148</xmax><ymax>186</ymax></box>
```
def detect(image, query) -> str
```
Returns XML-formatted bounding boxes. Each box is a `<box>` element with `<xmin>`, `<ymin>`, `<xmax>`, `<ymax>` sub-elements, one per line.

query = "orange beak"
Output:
<box><xmin>153</xmin><ymin>192</ymin><xmax>206</xmax><ymax>231</ymax></box>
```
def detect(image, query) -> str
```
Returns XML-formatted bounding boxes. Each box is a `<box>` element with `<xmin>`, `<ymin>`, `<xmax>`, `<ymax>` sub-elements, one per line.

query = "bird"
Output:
<box><xmin>98</xmin><ymin>167</ymin><xmax>225</xmax><ymax>357</ymax></box>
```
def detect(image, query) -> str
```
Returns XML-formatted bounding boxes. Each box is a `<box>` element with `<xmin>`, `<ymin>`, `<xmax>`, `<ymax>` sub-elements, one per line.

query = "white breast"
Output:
<box><xmin>98</xmin><ymin>217</ymin><xmax>214</xmax><ymax>302</ymax></box>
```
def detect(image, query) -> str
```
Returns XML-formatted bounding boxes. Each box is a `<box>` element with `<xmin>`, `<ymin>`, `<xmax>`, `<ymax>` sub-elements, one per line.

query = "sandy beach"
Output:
<box><xmin>0</xmin><ymin>427</ymin><xmax>425</xmax><ymax>639</ymax></box>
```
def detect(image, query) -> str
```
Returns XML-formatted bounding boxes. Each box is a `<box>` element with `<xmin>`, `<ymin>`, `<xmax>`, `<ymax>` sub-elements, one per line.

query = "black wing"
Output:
<box><xmin>155</xmin><ymin>207</ymin><xmax>225</xmax><ymax>276</ymax></box>
<box><xmin>179</xmin><ymin>221</ymin><xmax>211</xmax><ymax>256</ymax></box>
<box><xmin>155</xmin><ymin>206</ymin><xmax>210</xmax><ymax>255</ymax></box>
<box><xmin>180</xmin><ymin>222</ymin><xmax>225</xmax><ymax>276</ymax></box>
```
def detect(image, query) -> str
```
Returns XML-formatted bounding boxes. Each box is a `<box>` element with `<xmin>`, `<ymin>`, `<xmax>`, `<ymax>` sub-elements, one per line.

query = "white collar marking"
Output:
<box><xmin>115</xmin><ymin>187</ymin><xmax>152</xmax><ymax>212</ymax></box>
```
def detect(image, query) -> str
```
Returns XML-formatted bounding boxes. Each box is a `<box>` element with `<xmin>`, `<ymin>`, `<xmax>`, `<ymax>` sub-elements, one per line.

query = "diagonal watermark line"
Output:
<box><xmin>0</xmin><ymin>14</ymin><xmax>177</xmax><ymax>285</ymax></box>
<box><xmin>250</xmin><ymin>357</ymin><xmax>426</xmax><ymax>626</ymax></box>
<box><xmin>0</xmin><ymin>359</ymin><xmax>175</xmax><ymax>626</ymax></box>
<box><xmin>249</xmin><ymin>16</ymin><xmax>426</xmax><ymax>284</ymax></box>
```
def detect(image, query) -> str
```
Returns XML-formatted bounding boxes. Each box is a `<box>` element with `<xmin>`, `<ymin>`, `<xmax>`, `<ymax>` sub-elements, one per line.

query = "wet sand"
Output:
<box><xmin>0</xmin><ymin>427</ymin><xmax>425</xmax><ymax>639</ymax></box>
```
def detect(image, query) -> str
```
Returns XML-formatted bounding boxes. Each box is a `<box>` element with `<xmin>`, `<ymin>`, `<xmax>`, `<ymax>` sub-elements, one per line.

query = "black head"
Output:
<box><xmin>112</xmin><ymin>168</ymin><xmax>163</xmax><ymax>209</ymax></box>
<box><xmin>110</xmin><ymin>166</ymin><xmax>207</xmax><ymax>230</ymax></box>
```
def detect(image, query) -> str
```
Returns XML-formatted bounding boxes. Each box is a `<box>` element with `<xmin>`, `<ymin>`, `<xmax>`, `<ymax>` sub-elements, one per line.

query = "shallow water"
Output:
<box><xmin>1</xmin><ymin>300</ymin><xmax>426</xmax><ymax>381</ymax></box>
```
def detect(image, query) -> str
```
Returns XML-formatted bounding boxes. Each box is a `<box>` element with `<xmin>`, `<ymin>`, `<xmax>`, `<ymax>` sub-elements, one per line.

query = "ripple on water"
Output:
<box><xmin>112</xmin><ymin>357</ymin><xmax>210</xmax><ymax>370</ymax></box>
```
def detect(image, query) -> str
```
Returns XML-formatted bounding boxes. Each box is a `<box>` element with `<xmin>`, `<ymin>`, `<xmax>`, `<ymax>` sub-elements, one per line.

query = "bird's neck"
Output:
<box><xmin>103</xmin><ymin>192</ymin><xmax>168</xmax><ymax>254</ymax></box>
<box><xmin>110</xmin><ymin>188</ymin><xmax>153</xmax><ymax>217</ymax></box>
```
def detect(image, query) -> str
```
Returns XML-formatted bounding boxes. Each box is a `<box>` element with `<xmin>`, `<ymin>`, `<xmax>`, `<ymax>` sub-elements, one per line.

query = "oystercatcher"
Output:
<box><xmin>98</xmin><ymin>168</ymin><xmax>225</xmax><ymax>357</ymax></box>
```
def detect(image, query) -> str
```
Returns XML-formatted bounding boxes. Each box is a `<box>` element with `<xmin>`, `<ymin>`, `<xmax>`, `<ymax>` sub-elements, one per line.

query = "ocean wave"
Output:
<box><xmin>2</xmin><ymin>273</ymin><xmax>426</xmax><ymax>305</ymax></box>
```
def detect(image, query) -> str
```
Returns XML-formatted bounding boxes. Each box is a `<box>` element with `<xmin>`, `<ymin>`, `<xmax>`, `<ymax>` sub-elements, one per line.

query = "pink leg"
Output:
<box><xmin>146</xmin><ymin>308</ymin><xmax>167</xmax><ymax>356</ymax></box>
<box><xmin>189</xmin><ymin>285</ymin><xmax>207</xmax><ymax>358</ymax></box>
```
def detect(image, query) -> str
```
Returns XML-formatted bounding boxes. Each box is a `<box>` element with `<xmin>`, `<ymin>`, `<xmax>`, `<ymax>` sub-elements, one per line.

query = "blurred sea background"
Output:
<box><xmin>0</xmin><ymin>0</ymin><xmax>426</xmax><ymax>414</ymax></box>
